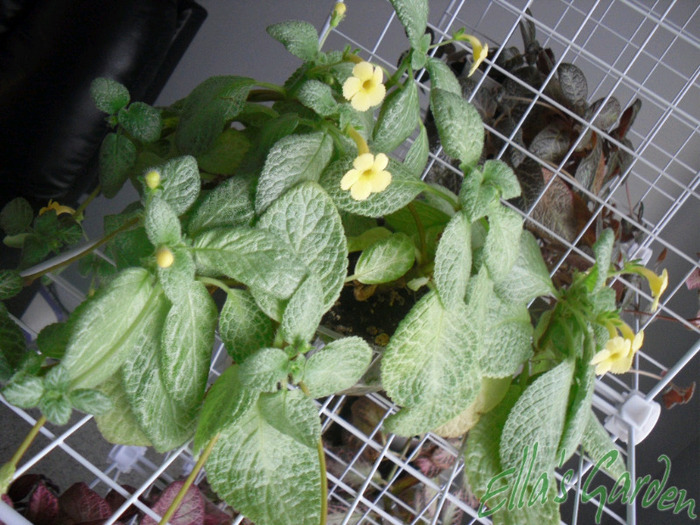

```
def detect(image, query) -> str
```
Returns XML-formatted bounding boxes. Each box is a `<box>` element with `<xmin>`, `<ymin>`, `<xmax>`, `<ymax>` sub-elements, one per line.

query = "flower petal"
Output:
<box><xmin>353</xmin><ymin>61</ymin><xmax>374</xmax><ymax>81</ymax></box>
<box><xmin>353</xmin><ymin>153</ymin><xmax>374</xmax><ymax>171</ymax></box>
<box><xmin>341</xmin><ymin>169</ymin><xmax>361</xmax><ymax>190</ymax></box>
<box><xmin>370</xmin><ymin>170</ymin><xmax>392</xmax><ymax>192</ymax></box>
<box><xmin>350</xmin><ymin>178</ymin><xmax>372</xmax><ymax>201</ymax></box>
<box><xmin>373</xmin><ymin>153</ymin><xmax>389</xmax><ymax>171</ymax></box>
<box><xmin>372</xmin><ymin>65</ymin><xmax>383</xmax><ymax>85</ymax></box>
<box><xmin>343</xmin><ymin>77</ymin><xmax>362</xmax><ymax>100</ymax></box>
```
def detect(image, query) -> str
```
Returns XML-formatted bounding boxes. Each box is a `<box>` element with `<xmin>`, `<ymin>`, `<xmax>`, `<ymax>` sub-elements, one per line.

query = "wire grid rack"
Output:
<box><xmin>2</xmin><ymin>0</ymin><xmax>699</xmax><ymax>524</ymax></box>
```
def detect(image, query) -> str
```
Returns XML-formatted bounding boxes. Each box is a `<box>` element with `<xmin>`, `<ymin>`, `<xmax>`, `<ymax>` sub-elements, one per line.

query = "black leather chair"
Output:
<box><xmin>0</xmin><ymin>0</ymin><xmax>207</xmax><ymax>211</ymax></box>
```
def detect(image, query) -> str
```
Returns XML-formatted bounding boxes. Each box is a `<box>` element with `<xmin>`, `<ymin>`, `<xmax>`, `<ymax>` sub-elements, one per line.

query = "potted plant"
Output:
<box><xmin>0</xmin><ymin>1</ymin><xmax>669</xmax><ymax>524</ymax></box>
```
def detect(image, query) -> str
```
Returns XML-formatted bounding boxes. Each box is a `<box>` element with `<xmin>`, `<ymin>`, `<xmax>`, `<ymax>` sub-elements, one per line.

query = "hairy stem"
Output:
<box><xmin>0</xmin><ymin>415</ymin><xmax>47</xmax><ymax>493</ymax></box>
<box><xmin>74</xmin><ymin>185</ymin><xmax>101</xmax><ymax>220</ymax></box>
<box><xmin>158</xmin><ymin>433</ymin><xmax>220</xmax><ymax>525</ymax></box>
<box><xmin>299</xmin><ymin>381</ymin><xmax>328</xmax><ymax>525</ymax></box>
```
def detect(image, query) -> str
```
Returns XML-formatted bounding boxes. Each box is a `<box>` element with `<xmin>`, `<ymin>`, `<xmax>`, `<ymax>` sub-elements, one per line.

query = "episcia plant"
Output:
<box><xmin>0</xmin><ymin>1</ymin><xmax>670</xmax><ymax>524</ymax></box>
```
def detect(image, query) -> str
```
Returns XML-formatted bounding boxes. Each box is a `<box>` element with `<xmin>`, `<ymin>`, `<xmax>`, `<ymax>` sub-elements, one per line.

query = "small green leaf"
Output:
<box><xmin>499</xmin><ymin>360</ymin><xmax>574</xmax><ymax>477</ymax></box>
<box><xmin>196</xmin><ymin>128</ymin><xmax>250</xmax><ymax>175</ymax></box>
<box><xmin>347</xmin><ymin>227</ymin><xmax>392</xmax><ymax>253</ymax></box>
<box><xmin>176</xmin><ymin>76</ymin><xmax>256</xmax><ymax>155</ymax></box>
<box><xmin>0</xmin><ymin>269</ymin><xmax>22</xmax><ymax>301</ymax></box>
<box><xmin>373</xmin><ymin>80</ymin><xmax>420</xmax><ymax>153</ymax></box>
<box><xmin>206</xmin><ymin>390</ymin><xmax>322</xmax><ymax>525</ymax></box>
<box><xmin>90</xmin><ymin>78</ymin><xmax>130</xmax><ymax>114</ymax></box>
<box><xmin>558</xmin><ymin>353</ymin><xmax>596</xmax><ymax>462</ymax></box>
<box><xmin>410</xmin><ymin>34</ymin><xmax>430</xmax><ymax>69</ymax></box>
<box><xmin>160</xmin><ymin>281</ymin><xmax>217</xmax><ymax>404</ymax></box>
<box><xmin>187</xmin><ymin>175</ymin><xmax>254</xmax><ymax>237</ymax></box>
<box><xmin>255</xmin><ymin>132</ymin><xmax>333</xmax><ymax>214</ymax></box>
<box><xmin>586</xmin><ymin>228</ymin><xmax>614</xmax><ymax>292</ymax></box>
<box><xmin>425</xmin><ymin>57</ymin><xmax>462</xmax><ymax>95</ymax></box>
<box><xmin>354</xmin><ymin>232</ymin><xmax>415</xmax><ymax>284</ymax></box>
<box><xmin>259</xmin><ymin>182</ymin><xmax>347</xmax><ymax>311</ymax></box>
<box><xmin>321</xmin><ymin>158</ymin><xmax>425</xmax><ymax>218</ymax></box>
<box><xmin>483</xmin><ymin>204</ymin><xmax>523</xmax><ymax>282</ymax></box>
<box><xmin>99</xmin><ymin>133</ymin><xmax>137</xmax><ymax>198</ymax></box>
<box><xmin>580</xmin><ymin>410</ymin><xmax>627</xmax><ymax>480</ymax></box>
<box><xmin>36</xmin><ymin>322</ymin><xmax>71</xmax><ymax>359</ymax></box>
<box><xmin>280</xmin><ymin>274</ymin><xmax>325</xmax><ymax>345</ymax></box>
<box><xmin>193</xmin><ymin>365</ymin><xmax>255</xmax><ymax>453</ymax></box>
<box><xmin>239</xmin><ymin>348</ymin><xmax>290</xmax><ymax>391</ymax></box>
<box><xmin>389</xmin><ymin>0</ymin><xmax>429</xmax><ymax>49</ymax></box>
<box><xmin>494</xmin><ymin>230</ymin><xmax>554</xmax><ymax>303</ymax></box>
<box><xmin>144</xmin><ymin>197</ymin><xmax>181</xmax><ymax>247</ymax></box>
<box><xmin>0</xmin><ymin>198</ymin><xmax>33</xmax><ymax>236</ymax></box>
<box><xmin>44</xmin><ymin>365</ymin><xmax>70</xmax><ymax>392</ymax></box>
<box><xmin>266</xmin><ymin>21</ymin><xmax>319</xmax><ymax>61</ymax></box>
<box><xmin>403</xmin><ymin>123</ymin><xmax>429</xmax><ymax>178</ymax></box>
<box><xmin>430</xmin><ymin>88</ymin><xmax>484</xmax><ymax>167</ymax></box>
<box><xmin>157</xmin><ymin>246</ymin><xmax>196</xmax><ymax>303</ymax></box>
<box><xmin>69</xmin><ymin>388</ymin><xmax>113</xmax><ymax>415</ymax></box>
<box><xmin>94</xmin><ymin>374</ymin><xmax>152</xmax><ymax>447</ymax></box>
<box><xmin>157</xmin><ymin>155</ymin><xmax>201</xmax><ymax>215</ymax></box>
<box><xmin>192</xmin><ymin>226</ymin><xmax>306</xmax><ymax>299</ymax></box>
<box><xmin>39</xmin><ymin>392</ymin><xmax>72</xmax><ymax>425</ymax></box>
<box><xmin>382</xmin><ymin>291</ymin><xmax>481</xmax><ymax>435</ymax></box>
<box><xmin>62</xmin><ymin>268</ymin><xmax>157</xmax><ymax>389</ymax></box>
<box><xmin>297</xmin><ymin>80</ymin><xmax>338</xmax><ymax>117</ymax></box>
<box><xmin>3</xmin><ymin>375</ymin><xmax>44</xmax><ymax>408</ymax></box>
<box><xmin>219</xmin><ymin>289</ymin><xmax>275</xmax><ymax>363</ymax></box>
<box><xmin>459</xmin><ymin>167</ymin><xmax>497</xmax><ymax>221</ymax></box>
<box><xmin>482</xmin><ymin>160</ymin><xmax>521</xmax><ymax>199</ymax></box>
<box><xmin>118</xmin><ymin>102</ymin><xmax>162</xmax><ymax>143</ymax></box>
<box><xmin>434</xmin><ymin>211</ymin><xmax>471</xmax><ymax>308</ymax></box>
<box><xmin>303</xmin><ymin>337</ymin><xmax>373</xmax><ymax>397</ymax></box>
<box><xmin>0</xmin><ymin>305</ymin><xmax>27</xmax><ymax>381</ymax></box>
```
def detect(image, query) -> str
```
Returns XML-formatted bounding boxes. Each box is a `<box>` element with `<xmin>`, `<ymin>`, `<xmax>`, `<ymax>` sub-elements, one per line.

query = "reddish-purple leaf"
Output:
<box><xmin>1</xmin><ymin>493</ymin><xmax>13</xmax><ymax>525</ymax></box>
<box><xmin>58</xmin><ymin>482</ymin><xmax>111</xmax><ymax>523</ymax></box>
<box><xmin>685</xmin><ymin>267</ymin><xmax>700</xmax><ymax>291</ymax></box>
<box><xmin>141</xmin><ymin>481</ymin><xmax>205</xmax><ymax>525</ymax></box>
<box><xmin>26</xmin><ymin>482</ymin><xmax>60</xmax><ymax>525</ymax></box>
<box><xmin>105</xmin><ymin>485</ymin><xmax>141</xmax><ymax>522</ymax></box>
<box><xmin>203</xmin><ymin>498</ymin><xmax>232</xmax><ymax>525</ymax></box>
<box><xmin>8</xmin><ymin>474</ymin><xmax>57</xmax><ymax>504</ymax></box>
<box><xmin>662</xmin><ymin>381</ymin><xmax>696</xmax><ymax>410</ymax></box>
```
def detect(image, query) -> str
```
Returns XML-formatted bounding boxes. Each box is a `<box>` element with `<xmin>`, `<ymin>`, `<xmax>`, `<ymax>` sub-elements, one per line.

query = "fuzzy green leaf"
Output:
<box><xmin>144</xmin><ymin>197</ymin><xmax>181</xmax><ymax>247</ymax></box>
<box><xmin>586</xmin><ymin>228</ymin><xmax>614</xmax><ymax>292</ymax></box>
<box><xmin>303</xmin><ymin>337</ymin><xmax>373</xmax><ymax>397</ymax></box>
<box><xmin>187</xmin><ymin>175</ymin><xmax>254</xmax><ymax>237</ymax></box>
<box><xmin>389</xmin><ymin>0</ymin><xmax>428</xmax><ymax>49</ymax></box>
<box><xmin>382</xmin><ymin>291</ymin><xmax>481</xmax><ymax>435</ymax></box>
<box><xmin>156</xmin><ymin>155</ymin><xmax>201</xmax><ymax>215</ymax></box>
<box><xmin>44</xmin><ymin>365</ymin><xmax>70</xmax><ymax>392</ymax></box>
<box><xmin>94</xmin><ymin>373</ymin><xmax>152</xmax><ymax>447</ymax></box>
<box><xmin>297</xmin><ymin>80</ymin><xmax>338</xmax><ymax>117</ymax></box>
<box><xmin>459</xmin><ymin>168</ymin><xmax>499</xmax><ymax>222</ymax></box>
<box><xmin>482</xmin><ymin>160</ymin><xmax>521</xmax><ymax>199</ymax></box>
<box><xmin>483</xmin><ymin>204</ymin><xmax>523</xmax><ymax>282</ymax></box>
<box><xmin>196</xmin><ymin>128</ymin><xmax>250</xmax><ymax>175</ymax></box>
<box><xmin>2</xmin><ymin>375</ymin><xmax>44</xmax><ymax>408</ymax></box>
<box><xmin>239</xmin><ymin>348</ymin><xmax>290</xmax><ymax>392</ymax></box>
<box><xmin>176</xmin><ymin>76</ymin><xmax>255</xmax><ymax>155</ymax></box>
<box><xmin>118</xmin><ymin>102</ymin><xmax>162</xmax><ymax>143</ymax></box>
<box><xmin>69</xmin><ymin>388</ymin><xmax>113</xmax><ymax>415</ymax></box>
<box><xmin>193</xmin><ymin>365</ymin><xmax>255</xmax><ymax>453</ymax></box>
<box><xmin>434</xmin><ymin>211</ymin><xmax>471</xmax><ymax>308</ymax></box>
<box><xmin>40</xmin><ymin>393</ymin><xmax>72</xmax><ymax>425</ymax></box>
<box><xmin>425</xmin><ymin>57</ymin><xmax>462</xmax><ymax>95</ymax></box>
<box><xmin>558</xmin><ymin>354</ymin><xmax>596</xmax><ymax>462</ymax></box>
<box><xmin>0</xmin><ymin>198</ymin><xmax>33</xmax><ymax>236</ymax></box>
<box><xmin>494</xmin><ymin>230</ymin><xmax>554</xmax><ymax>303</ymax></box>
<box><xmin>499</xmin><ymin>360</ymin><xmax>574</xmax><ymax>477</ymax></box>
<box><xmin>347</xmin><ymin>227</ymin><xmax>392</xmax><ymax>253</ymax></box>
<box><xmin>121</xmin><ymin>290</ymin><xmax>198</xmax><ymax>452</ymax></box>
<box><xmin>160</xmin><ymin>281</ymin><xmax>217</xmax><ymax>404</ymax></box>
<box><xmin>267</xmin><ymin>21</ymin><xmax>319</xmax><ymax>61</ymax></box>
<box><xmin>280</xmin><ymin>274</ymin><xmax>325</xmax><ymax>345</ymax></box>
<box><xmin>480</xmin><ymin>294</ymin><xmax>533</xmax><ymax>378</ymax></box>
<box><xmin>580</xmin><ymin>410</ymin><xmax>627</xmax><ymax>480</ymax></box>
<box><xmin>259</xmin><ymin>182</ymin><xmax>347</xmax><ymax>311</ymax></box>
<box><xmin>157</xmin><ymin>246</ymin><xmax>196</xmax><ymax>303</ymax></box>
<box><xmin>403</xmin><ymin>123</ymin><xmax>429</xmax><ymax>177</ymax></box>
<box><xmin>354</xmin><ymin>232</ymin><xmax>415</xmax><ymax>284</ymax></box>
<box><xmin>430</xmin><ymin>88</ymin><xmax>484</xmax><ymax>167</ymax></box>
<box><xmin>0</xmin><ymin>305</ymin><xmax>26</xmax><ymax>381</ymax></box>
<box><xmin>255</xmin><ymin>132</ymin><xmax>333</xmax><ymax>214</ymax></box>
<box><xmin>206</xmin><ymin>390</ymin><xmax>322</xmax><ymax>525</ymax></box>
<box><xmin>192</xmin><ymin>226</ymin><xmax>306</xmax><ymax>299</ymax></box>
<box><xmin>321</xmin><ymin>158</ymin><xmax>425</xmax><ymax>218</ymax></box>
<box><xmin>62</xmin><ymin>268</ymin><xmax>158</xmax><ymax>389</ymax></box>
<box><xmin>99</xmin><ymin>133</ymin><xmax>137</xmax><ymax>198</ymax></box>
<box><xmin>373</xmin><ymin>80</ymin><xmax>420</xmax><ymax>153</ymax></box>
<box><xmin>219</xmin><ymin>289</ymin><xmax>275</xmax><ymax>363</ymax></box>
<box><xmin>36</xmin><ymin>322</ymin><xmax>70</xmax><ymax>360</ymax></box>
<box><xmin>90</xmin><ymin>78</ymin><xmax>130</xmax><ymax>114</ymax></box>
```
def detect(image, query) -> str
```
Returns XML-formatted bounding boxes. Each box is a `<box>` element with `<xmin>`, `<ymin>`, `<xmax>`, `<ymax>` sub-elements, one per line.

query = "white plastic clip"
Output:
<box><xmin>604</xmin><ymin>391</ymin><xmax>660</xmax><ymax>445</ymax></box>
<box><xmin>107</xmin><ymin>445</ymin><xmax>148</xmax><ymax>475</ymax></box>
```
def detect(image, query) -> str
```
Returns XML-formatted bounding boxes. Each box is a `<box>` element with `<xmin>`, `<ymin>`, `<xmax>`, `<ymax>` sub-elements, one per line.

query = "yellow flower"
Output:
<box><xmin>145</xmin><ymin>169</ymin><xmax>161</xmax><ymax>190</ymax></box>
<box><xmin>156</xmin><ymin>247</ymin><xmax>174</xmax><ymax>268</ymax></box>
<box><xmin>342</xmin><ymin>61</ymin><xmax>386</xmax><ymax>112</ymax></box>
<box><xmin>39</xmin><ymin>200</ymin><xmax>75</xmax><ymax>217</ymax></box>
<box><xmin>341</xmin><ymin>152</ymin><xmax>392</xmax><ymax>201</ymax></box>
<box><xmin>457</xmin><ymin>34</ymin><xmax>488</xmax><ymax>76</ymax></box>
<box><xmin>636</xmin><ymin>267</ymin><xmax>668</xmax><ymax>312</ymax></box>
<box><xmin>590</xmin><ymin>336</ymin><xmax>632</xmax><ymax>375</ymax></box>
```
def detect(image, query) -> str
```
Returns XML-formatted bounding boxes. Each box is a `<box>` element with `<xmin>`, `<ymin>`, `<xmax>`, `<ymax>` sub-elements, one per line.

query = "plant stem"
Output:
<box><xmin>299</xmin><ymin>382</ymin><xmax>328</xmax><ymax>525</ymax></box>
<box><xmin>74</xmin><ymin>185</ymin><xmax>101</xmax><ymax>220</ymax></box>
<box><xmin>158</xmin><ymin>433</ymin><xmax>220</xmax><ymax>525</ymax></box>
<box><xmin>197</xmin><ymin>276</ymin><xmax>234</xmax><ymax>295</ymax></box>
<box><xmin>21</xmin><ymin>217</ymin><xmax>139</xmax><ymax>285</ymax></box>
<box><xmin>0</xmin><ymin>415</ymin><xmax>47</xmax><ymax>493</ymax></box>
<box><xmin>407</xmin><ymin>203</ymin><xmax>427</xmax><ymax>264</ymax></box>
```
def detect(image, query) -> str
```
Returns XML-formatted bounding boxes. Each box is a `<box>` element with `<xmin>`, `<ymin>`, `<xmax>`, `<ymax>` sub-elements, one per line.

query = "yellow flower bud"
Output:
<box><xmin>145</xmin><ymin>169</ymin><xmax>161</xmax><ymax>190</ymax></box>
<box><xmin>156</xmin><ymin>247</ymin><xmax>174</xmax><ymax>268</ymax></box>
<box><xmin>334</xmin><ymin>2</ymin><xmax>346</xmax><ymax>17</ymax></box>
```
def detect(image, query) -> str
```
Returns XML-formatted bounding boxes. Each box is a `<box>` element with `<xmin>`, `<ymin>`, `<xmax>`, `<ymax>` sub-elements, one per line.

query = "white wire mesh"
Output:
<box><xmin>2</xmin><ymin>1</ymin><xmax>698</xmax><ymax>524</ymax></box>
